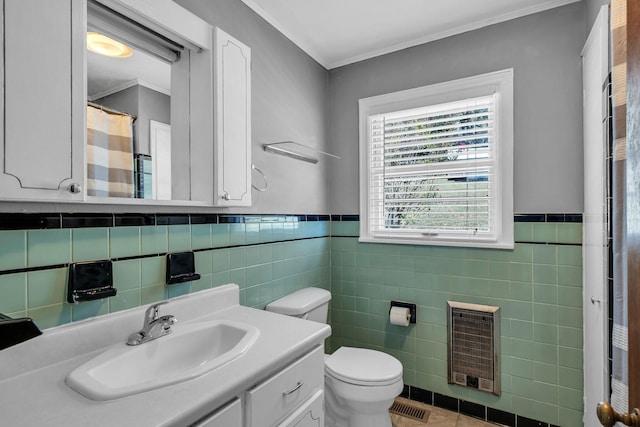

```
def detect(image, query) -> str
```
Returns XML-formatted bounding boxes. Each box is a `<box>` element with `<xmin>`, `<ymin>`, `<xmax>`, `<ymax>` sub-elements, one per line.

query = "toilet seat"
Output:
<box><xmin>325</xmin><ymin>347</ymin><xmax>403</xmax><ymax>386</ymax></box>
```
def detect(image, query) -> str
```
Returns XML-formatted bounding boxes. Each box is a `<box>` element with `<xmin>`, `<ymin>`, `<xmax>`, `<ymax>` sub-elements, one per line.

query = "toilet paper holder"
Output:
<box><xmin>390</xmin><ymin>301</ymin><xmax>417</xmax><ymax>324</ymax></box>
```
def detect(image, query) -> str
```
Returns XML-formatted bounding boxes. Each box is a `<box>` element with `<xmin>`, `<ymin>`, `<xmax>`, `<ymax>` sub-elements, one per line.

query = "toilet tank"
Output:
<box><xmin>265</xmin><ymin>287</ymin><xmax>331</xmax><ymax>323</ymax></box>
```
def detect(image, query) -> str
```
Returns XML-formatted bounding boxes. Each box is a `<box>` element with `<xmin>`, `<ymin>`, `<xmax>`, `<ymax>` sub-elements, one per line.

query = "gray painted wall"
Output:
<box><xmin>585</xmin><ymin>0</ymin><xmax>609</xmax><ymax>32</ymax></box>
<box><xmin>137</xmin><ymin>85</ymin><xmax>171</xmax><ymax>156</ymax></box>
<box><xmin>176</xmin><ymin>0</ymin><xmax>330</xmax><ymax>214</ymax></box>
<box><xmin>0</xmin><ymin>0</ymin><xmax>329</xmax><ymax>213</ymax></box>
<box><xmin>326</xmin><ymin>2</ymin><xmax>586</xmax><ymax>214</ymax></box>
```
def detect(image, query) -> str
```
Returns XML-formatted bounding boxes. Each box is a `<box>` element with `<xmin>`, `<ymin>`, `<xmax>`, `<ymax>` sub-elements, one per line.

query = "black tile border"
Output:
<box><xmin>0</xmin><ymin>212</ymin><xmax>585</xmax><ymax>231</ymax></box>
<box><xmin>404</xmin><ymin>385</ymin><xmax>558</xmax><ymax>427</ymax></box>
<box><xmin>487</xmin><ymin>407</ymin><xmax>516</xmax><ymax>427</ymax></box>
<box><xmin>460</xmin><ymin>399</ymin><xmax>486</xmax><ymax>420</ymax></box>
<box><xmin>0</xmin><ymin>213</ymin><xmax>336</xmax><ymax>231</ymax></box>
<box><xmin>62</xmin><ymin>213</ymin><xmax>114</xmax><ymax>228</ymax></box>
<box><xmin>0</xmin><ymin>213</ymin><xmax>61</xmax><ymax>230</ymax></box>
<box><xmin>514</xmin><ymin>213</ymin><xmax>582</xmax><ymax>223</ymax></box>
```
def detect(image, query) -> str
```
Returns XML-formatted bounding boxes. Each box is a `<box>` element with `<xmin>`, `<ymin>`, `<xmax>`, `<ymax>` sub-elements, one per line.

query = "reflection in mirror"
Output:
<box><xmin>86</xmin><ymin>1</ymin><xmax>178</xmax><ymax>200</ymax></box>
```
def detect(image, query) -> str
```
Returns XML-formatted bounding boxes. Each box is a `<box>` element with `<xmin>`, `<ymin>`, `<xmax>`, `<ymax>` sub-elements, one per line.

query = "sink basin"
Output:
<box><xmin>66</xmin><ymin>319</ymin><xmax>260</xmax><ymax>400</ymax></box>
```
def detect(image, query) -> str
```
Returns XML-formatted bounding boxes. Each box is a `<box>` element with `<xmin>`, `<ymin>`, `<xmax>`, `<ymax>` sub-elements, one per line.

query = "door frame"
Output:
<box><xmin>626</xmin><ymin>0</ymin><xmax>640</xmax><ymax>408</ymax></box>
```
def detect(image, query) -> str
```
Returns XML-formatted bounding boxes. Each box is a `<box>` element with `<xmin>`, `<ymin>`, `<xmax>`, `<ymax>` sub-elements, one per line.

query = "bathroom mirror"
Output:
<box><xmin>84</xmin><ymin>0</ymin><xmax>214</xmax><ymax>204</ymax></box>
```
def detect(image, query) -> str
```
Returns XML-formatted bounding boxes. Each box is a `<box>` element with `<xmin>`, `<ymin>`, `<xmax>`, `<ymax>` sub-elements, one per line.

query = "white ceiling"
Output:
<box><xmin>240</xmin><ymin>0</ymin><xmax>581</xmax><ymax>69</ymax></box>
<box><xmin>87</xmin><ymin>47</ymin><xmax>171</xmax><ymax>101</ymax></box>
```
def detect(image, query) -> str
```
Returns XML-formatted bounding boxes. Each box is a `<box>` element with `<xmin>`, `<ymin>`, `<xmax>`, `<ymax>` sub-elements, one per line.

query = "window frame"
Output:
<box><xmin>358</xmin><ymin>69</ymin><xmax>514</xmax><ymax>249</ymax></box>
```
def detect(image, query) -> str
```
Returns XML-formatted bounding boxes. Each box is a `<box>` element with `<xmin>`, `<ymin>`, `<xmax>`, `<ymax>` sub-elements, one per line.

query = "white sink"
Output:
<box><xmin>66</xmin><ymin>319</ymin><xmax>260</xmax><ymax>400</ymax></box>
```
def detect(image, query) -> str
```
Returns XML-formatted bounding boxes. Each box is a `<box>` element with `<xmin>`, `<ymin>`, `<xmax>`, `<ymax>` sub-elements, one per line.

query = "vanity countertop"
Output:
<box><xmin>0</xmin><ymin>284</ymin><xmax>330</xmax><ymax>426</ymax></box>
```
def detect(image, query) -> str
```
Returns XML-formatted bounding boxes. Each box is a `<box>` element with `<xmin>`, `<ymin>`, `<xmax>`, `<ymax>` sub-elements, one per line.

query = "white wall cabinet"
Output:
<box><xmin>0</xmin><ymin>0</ymin><xmax>85</xmax><ymax>201</ymax></box>
<box><xmin>213</xmin><ymin>27</ymin><xmax>252</xmax><ymax>207</ymax></box>
<box><xmin>0</xmin><ymin>2</ymin><xmax>252</xmax><ymax>208</ymax></box>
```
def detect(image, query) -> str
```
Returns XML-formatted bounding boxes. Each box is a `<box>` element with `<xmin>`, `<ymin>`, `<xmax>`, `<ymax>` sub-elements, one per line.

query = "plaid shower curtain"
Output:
<box><xmin>611</xmin><ymin>0</ymin><xmax>629</xmax><ymax>414</ymax></box>
<box><xmin>86</xmin><ymin>105</ymin><xmax>135</xmax><ymax>198</ymax></box>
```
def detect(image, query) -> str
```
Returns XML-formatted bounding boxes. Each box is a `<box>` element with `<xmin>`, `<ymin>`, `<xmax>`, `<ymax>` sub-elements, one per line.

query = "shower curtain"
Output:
<box><xmin>86</xmin><ymin>105</ymin><xmax>135</xmax><ymax>198</ymax></box>
<box><xmin>611</xmin><ymin>0</ymin><xmax>629</xmax><ymax>414</ymax></box>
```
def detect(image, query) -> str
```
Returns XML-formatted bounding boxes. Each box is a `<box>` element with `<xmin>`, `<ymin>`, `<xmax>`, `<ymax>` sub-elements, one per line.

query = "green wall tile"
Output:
<box><xmin>533</xmin><ymin>245</ymin><xmax>557</xmax><ymax>265</ymax></box>
<box><xmin>72</xmin><ymin>298</ymin><xmax>109</xmax><ymax>321</ymax></box>
<box><xmin>28</xmin><ymin>303</ymin><xmax>71</xmax><ymax>329</ymax></box>
<box><xmin>534</xmin><ymin>361</ymin><xmax>558</xmax><ymax>384</ymax></box>
<box><xmin>557</xmin><ymin>223</ymin><xmax>582</xmax><ymax>244</ymax></box>
<box><xmin>533</xmin><ymin>264</ymin><xmax>557</xmax><ymax>285</ymax></box>
<box><xmin>27</xmin><ymin>268</ymin><xmax>67</xmax><ymax>308</ymax></box>
<box><xmin>558</xmin><ymin>246</ymin><xmax>582</xmax><ymax>266</ymax></box>
<box><xmin>559</xmin><ymin>407</ymin><xmax>584</xmax><ymax>426</ymax></box>
<box><xmin>109</xmin><ymin>227</ymin><xmax>141</xmax><ymax>258</ymax></box>
<box><xmin>168</xmin><ymin>225</ymin><xmax>191</xmax><ymax>251</ymax></box>
<box><xmin>514</xmin><ymin>223</ymin><xmax>532</xmax><ymax>242</ymax></box>
<box><xmin>245</xmin><ymin>223</ymin><xmax>260</xmax><ymax>244</ymax></box>
<box><xmin>140</xmin><ymin>285</ymin><xmax>166</xmax><ymax>305</ymax></box>
<box><xmin>191</xmin><ymin>224</ymin><xmax>211</xmax><ymax>250</ymax></box>
<box><xmin>140</xmin><ymin>225</ymin><xmax>168</xmax><ymax>255</ymax></box>
<box><xmin>0</xmin><ymin>216</ymin><xmax>587</xmax><ymax>427</ymax></box>
<box><xmin>212</xmin><ymin>249</ymin><xmax>230</xmax><ymax>273</ymax></box>
<box><xmin>534</xmin><ymin>323</ymin><xmax>557</xmax><ymax>345</ymax></box>
<box><xmin>112</xmin><ymin>259</ymin><xmax>141</xmax><ymax>291</ymax></box>
<box><xmin>195</xmin><ymin>250</ymin><xmax>213</xmax><ymax>275</ymax></box>
<box><xmin>141</xmin><ymin>256</ymin><xmax>165</xmax><ymax>287</ymax></box>
<box><xmin>211</xmin><ymin>224</ymin><xmax>230</xmax><ymax>247</ymax></box>
<box><xmin>558</xmin><ymin>266</ymin><xmax>582</xmax><ymax>287</ymax></box>
<box><xmin>532</xmin><ymin>223</ymin><xmax>557</xmax><ymax>243</ymax></box>
<box><xmin>72</xmin><ymin>228</ymin><xmax>109</xmax><ymax>262</ymax></box>
<box><xmin>0</xmin><ymin>231</ymin><xmax>26</xmax><ymax>270</ymax></box>
<box><xmin>110</xmin><ymin>289</ymin><xmax>140</xmax><ymax>312</ymax></box>
<box><xmin>167</xmin><ymin>282</ymin><xmax>191</xmax><ymax>298</ymax></box>
<box><xmin>557</xmin><ymin>286</ymin><xmax>582</xmax><ymax>308</ymax></box>
<box><xmin>0</xmin><ymin>273</ymin><xmax>26</xmax><ymax>313</ymax></box>
<box><xmin>27</xmin><ymin>229</ymin><xmax>71</xmax><ymax>267</ymax></box>
<box><xmin>192</xmin><ymin>274</ymin><xmax>213</xmax><ymax>292</ymax></box>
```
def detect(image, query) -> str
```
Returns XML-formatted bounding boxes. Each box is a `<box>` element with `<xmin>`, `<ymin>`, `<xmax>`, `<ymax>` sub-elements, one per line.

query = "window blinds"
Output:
<box><xmin>368</xmin><ymin>95</ymin><xmax>497</xmax><ymax>239</ymax></box>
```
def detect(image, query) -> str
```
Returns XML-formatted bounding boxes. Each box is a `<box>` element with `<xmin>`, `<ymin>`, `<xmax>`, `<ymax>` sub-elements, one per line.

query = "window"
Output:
<box><xmin>359</xmin><ymin>69</ymin><xmax>513</xmax><ymax>249</ymax></box>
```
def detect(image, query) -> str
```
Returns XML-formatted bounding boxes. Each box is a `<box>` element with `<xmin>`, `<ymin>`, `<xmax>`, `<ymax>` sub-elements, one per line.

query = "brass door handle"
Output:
<box><xmin>597</xmin><ymin>402</ymin><xmax>640</xmax><ymax>426</ymax></box>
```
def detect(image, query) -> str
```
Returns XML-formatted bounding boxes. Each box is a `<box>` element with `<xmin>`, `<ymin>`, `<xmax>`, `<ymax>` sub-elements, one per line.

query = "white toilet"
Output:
<box><xmin>266</xmin><ymin>287</ymin><xmax>404</xmax><ymax>427</ymax></box>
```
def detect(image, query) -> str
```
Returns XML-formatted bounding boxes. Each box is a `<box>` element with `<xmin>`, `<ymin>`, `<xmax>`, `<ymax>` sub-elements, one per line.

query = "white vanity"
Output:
<box><xmin>0</xmin><ymin>285</ymin><xmax>330</xmax><ymax>426</ymax></box>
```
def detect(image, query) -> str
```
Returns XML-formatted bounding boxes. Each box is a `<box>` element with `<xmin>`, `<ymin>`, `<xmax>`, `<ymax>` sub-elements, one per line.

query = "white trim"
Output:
<box><xmin>240</xmin><ymin>0</ymin><xmax>328</xmax><ymax>67</ymax></box>
<box><xmin>88</xmin><ymin>78</ymin><xmax>170</xmax><ymax>101</ymax></box>
<box><xmin>94</xmin><ymin>0</ymin><xmax>212</xmax><ymax>51</ymax></box>
<box><xmin>241</xmin><ymin>0</ymin><xmax>579</xmax><ymax>69</ymax></box>
<box><xmin>359</xmin><ymin>69</ymin><xmax>514</xmax><ymax>249</ymax></box>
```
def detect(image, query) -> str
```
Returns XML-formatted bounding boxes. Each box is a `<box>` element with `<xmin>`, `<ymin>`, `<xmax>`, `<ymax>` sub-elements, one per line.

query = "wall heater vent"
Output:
<box><xmin>447</xmin><ymin>301</ymin><xmax>500</xmax><ymax>395</ymax></box>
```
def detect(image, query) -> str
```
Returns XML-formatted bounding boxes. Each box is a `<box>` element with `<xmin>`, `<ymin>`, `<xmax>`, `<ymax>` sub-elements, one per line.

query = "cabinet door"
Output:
<box><xmin>213</xmin><ymin>27</ymin><xmax>251</xmax><ymax>206</ymax></box>
<box><xmin>246</xmin><ymin>346</ymin><xmax>324</xmax><ymax>427</ymax></box>
<box><xmin>192</xmin><ymin>398</ymin><xmax>242</xmax><ymax>427</ymax></box>
<box><xmin>0</xmin><ymin>0</ymin><xmax>85</xmax><ymax>200</ymax></box>
<box><xmin>277</xmin><ymin>390</ymin><xmax>324</xmax><ymax>427</ymax></box>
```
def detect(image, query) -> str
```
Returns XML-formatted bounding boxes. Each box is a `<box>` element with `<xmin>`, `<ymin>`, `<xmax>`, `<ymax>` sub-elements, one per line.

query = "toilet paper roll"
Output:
<box><xmin>389</xmin><ymin>306</ymin><xmax>411</xmax><ymax>327</ymax></box>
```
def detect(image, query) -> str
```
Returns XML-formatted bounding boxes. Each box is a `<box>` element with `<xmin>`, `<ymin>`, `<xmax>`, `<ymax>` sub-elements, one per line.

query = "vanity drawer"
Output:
<box><xmin>246</xmin><ymin>346</ymin><xmax>323</xmax><ymax>427</ymax></box>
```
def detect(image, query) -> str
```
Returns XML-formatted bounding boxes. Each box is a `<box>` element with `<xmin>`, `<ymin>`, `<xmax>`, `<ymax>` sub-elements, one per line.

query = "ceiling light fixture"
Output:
<box><xmin>87</xmin><ymin>32</ymin><xmax>133</xmax><ymax>58</ymax></box>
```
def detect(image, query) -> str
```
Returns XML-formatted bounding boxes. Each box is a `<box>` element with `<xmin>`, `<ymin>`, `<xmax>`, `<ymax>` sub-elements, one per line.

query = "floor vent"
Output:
<box><xmin>447</xmin><ymin>301</ymin><xmax>500</xmax><ymax>396</ymax></box>
<box><xmin>389</xmin><ymin>399</ymin><xmax>431</xmax><ymax>422</ymax></box>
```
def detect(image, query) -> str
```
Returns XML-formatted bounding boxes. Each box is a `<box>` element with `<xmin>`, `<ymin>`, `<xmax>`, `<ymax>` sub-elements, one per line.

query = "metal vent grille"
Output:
<box><xmin>447</xmin><ymin>301</ymin><xmax>500</xmax><ymax>395</ymax></box>
<box><xmin>389</xmin><ymin>399</ymin><xmax>430</xmax><ymax>422</ymax></box>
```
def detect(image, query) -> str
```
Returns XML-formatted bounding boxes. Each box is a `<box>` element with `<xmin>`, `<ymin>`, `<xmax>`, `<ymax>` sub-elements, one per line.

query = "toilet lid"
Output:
<box><xmin>325</xmin><ymin>347</ymin><xmax>403</xmax><ymax>386</ymax></box>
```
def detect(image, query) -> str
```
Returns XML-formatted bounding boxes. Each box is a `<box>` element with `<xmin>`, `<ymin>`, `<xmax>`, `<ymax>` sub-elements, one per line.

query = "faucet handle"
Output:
<box><xmin>144</xmin><ymin>301</ymin><xmax>168</xmax><ymax>325</ymax></box>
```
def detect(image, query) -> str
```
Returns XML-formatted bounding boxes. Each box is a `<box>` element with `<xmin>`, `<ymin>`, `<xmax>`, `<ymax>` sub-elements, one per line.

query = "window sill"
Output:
<box><xmin>358</xmin><ymin>235</ymin><xmax>514</xmax><ymax>250</ymax></box>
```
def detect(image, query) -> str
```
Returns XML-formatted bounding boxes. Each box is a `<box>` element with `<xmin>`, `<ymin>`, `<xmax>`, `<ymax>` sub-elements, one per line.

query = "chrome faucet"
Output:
<box><xmin>127</xmin><ymin>301</ymin><xmax>177</xmax><ymax>346</ymax></box>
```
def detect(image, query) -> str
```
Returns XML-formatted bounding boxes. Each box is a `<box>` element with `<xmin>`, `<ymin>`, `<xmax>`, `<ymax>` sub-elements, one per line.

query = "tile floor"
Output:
<box><xmin>391</xmin><ymin>397</ymin><xmax>497</xmax><ymax>427</ymax></box>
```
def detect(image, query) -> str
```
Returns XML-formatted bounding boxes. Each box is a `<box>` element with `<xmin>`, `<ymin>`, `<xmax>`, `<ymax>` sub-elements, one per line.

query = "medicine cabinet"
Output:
<box><xmin>0</xmin><ymin>0</ymin><xmax>252</xmax><ymax>207</ymax></box>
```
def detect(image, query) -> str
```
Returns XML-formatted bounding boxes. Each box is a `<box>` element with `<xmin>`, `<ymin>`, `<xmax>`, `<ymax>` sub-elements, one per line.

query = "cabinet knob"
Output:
<box><xmin>67</xmin><ymin>183</ymin><xmax>82</xmax><ymax>194</ymax></box>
